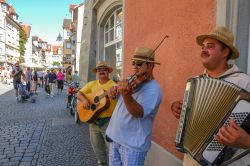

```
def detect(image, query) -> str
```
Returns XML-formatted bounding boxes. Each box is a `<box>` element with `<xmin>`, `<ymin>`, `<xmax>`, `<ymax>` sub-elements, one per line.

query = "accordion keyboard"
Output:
<box><xmin>202</xmin><ymin>100</ymin><xmax>250</xmax><ymax>163</ymax></box>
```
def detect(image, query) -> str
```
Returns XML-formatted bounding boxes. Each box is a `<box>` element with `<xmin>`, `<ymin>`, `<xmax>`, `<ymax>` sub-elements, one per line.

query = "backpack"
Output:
<box><xmin>33</xmin><ymin>72</ymin><xmax>38</xmax><ymax>81</ymax></box>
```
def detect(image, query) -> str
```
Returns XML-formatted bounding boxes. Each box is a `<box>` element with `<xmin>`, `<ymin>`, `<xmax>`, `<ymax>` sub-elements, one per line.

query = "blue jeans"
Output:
<box><xmin>109</xmin><ymin>141</ymin><xmax>147</xmax><ymax>166</ymax></box>
<box><xmin>89</xmin><ymin>121</ymin><xmax>109</xmax><ymax>166</ymax></box>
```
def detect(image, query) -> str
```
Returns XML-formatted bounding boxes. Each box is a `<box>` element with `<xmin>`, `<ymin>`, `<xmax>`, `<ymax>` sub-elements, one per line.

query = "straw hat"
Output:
<box><xmin>131</xmin><ymin>47</ymin><xmax>160</xmax><ymax>65</ymax></box>
<box><xmin>92</xmin><ymin>61</ymin><xmax>113</xmax><ymax>73</ymax></box>
<box><xmin>196</xmin><ymin>26</ymin><xmax>239</xmax><ymax>59</ymax></box>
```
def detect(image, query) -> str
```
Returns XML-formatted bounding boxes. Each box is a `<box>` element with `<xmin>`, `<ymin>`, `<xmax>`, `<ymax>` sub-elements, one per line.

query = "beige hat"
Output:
<box><xmin>196</xmin><ymin>26</ymin><xmax>239</xmax><ymax>59</ymax></box>
<box><xmin>132</xmin><ymin>47</ymin><xmax>160</xmax><ymax>65</ymax></box>
<box><xmin>92</xmin><ymin>61</ymin><xmax>113</xmax><ymax>73</ymax></box>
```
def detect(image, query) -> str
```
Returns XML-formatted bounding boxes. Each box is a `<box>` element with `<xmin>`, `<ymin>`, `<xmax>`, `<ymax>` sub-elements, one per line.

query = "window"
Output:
<box><xmin>103</xmin><ymin>7</ymin><xmax>123</xmax><ymax>76</ymax></box>
<box><xmin>0</xmin><ymin>34</ymin><xmax>3</xmax><ymax>42</ymax></box>
<box><xmin>66</xmin><ymin>42</ymin><xmax>71</xmax><ymax>49</ymax></box>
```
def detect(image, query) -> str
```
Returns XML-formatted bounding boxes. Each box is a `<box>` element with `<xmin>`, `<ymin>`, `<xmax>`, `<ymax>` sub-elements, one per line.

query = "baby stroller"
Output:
<box><xmin>17</xmin><ymin>83</ymin><xmax>36</xmax><ymax>103</ymax></box>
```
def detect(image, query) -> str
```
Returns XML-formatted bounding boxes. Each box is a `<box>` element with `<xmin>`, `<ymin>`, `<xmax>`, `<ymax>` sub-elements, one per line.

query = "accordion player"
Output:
<box><xmin>175</xmin><ymin>76</ymin><xmax>250</xmax><ymax>165</ymax></box>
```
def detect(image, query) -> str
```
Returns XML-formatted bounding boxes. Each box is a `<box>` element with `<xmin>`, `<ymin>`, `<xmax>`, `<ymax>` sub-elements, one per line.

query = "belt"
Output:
<box><xmin>95</xmin><ymin>117</ymin><xmax>110</xmax><ymax>126</ymax></box>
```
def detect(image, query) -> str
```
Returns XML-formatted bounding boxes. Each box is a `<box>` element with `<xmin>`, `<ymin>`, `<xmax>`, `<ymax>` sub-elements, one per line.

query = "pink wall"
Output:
<box><xmin>124</xmin><ymin>0</ymin><xmax>216</xmax><ymax>159</ymax></box>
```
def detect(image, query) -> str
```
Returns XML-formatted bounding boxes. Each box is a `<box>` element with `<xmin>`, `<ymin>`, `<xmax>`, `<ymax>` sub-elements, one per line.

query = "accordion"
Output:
<box><xmin>175</xmin><ymin>76</ymin><xmax>250</xmax><ymax>165</ymax></box>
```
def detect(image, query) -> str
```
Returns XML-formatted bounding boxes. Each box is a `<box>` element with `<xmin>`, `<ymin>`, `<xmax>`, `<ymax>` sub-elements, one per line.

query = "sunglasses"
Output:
<box><xmin>97</xmin><ymin>68</ymin><xmax>108</xmax><ymax>72</ymax></box>
<box><xmin>132</xmin><ymin>61</ymin><xmax>144</xmax><ymax>67</ymax></box>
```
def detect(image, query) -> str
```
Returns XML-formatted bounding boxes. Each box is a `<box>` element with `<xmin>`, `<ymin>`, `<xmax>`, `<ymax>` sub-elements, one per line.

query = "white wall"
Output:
<box><xmin>25</xmin><ymin>29</ymin><xmax>33</xmax><ymax>65</ymax></box>
<box><xmin>5</xmin><ymin>18</ymin><xmax>20</xmax><ymax>59</ymax></box>
<box><xmin>76</xmin><ymin>4</ymin><xmax>85</xmax><ymax>72</ymax></box>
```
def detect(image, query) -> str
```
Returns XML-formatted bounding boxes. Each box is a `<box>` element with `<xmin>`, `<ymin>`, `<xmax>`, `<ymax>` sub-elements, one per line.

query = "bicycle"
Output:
<box><xmin>67</xmin><ymin>82</ymin><xmax>80</xmax><ymax>123</ymax></box>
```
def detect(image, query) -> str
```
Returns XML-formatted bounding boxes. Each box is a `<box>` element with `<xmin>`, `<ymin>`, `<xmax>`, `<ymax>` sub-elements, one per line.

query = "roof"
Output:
<box><xmin>9</xmin><ymin>5</ymin><xmax>17</xmax><ymax>15</ymax></box>
<box><xmin>52</xmin><ymin>46</ymin><xmax>62</xmax><ymax>55</ymax></box>
<box><xmin>69</xmin><ymin>4</ymin><xmax>77</xmax><ymax>12</ymax></box>
<box><xmin>56</xmin><ymin>33</ymin><xmax>62</xmax><ymax>41</ymax></box>
<box><xmin>63</xmin><ymin>19</ymin><xmax>71</xmax><ymax>29</ymax></box>
<box><xmin>21</xmin><ymin>25</ymin><xmax>31</xmax><ymax>38</ymax></box>
<box><xmin>0</xmin><ymin>0</ymin><xmax>6</xmax><ymax>4</ymax></box>
<box><xmin>32</xmin><ymin>36</ymin><xmax>39</xmax><ymax>41</ymax></box>
<box><xmin>38</xmin><ymin>38</ymin><xmax>47</xmax><ymax>43</ymax></box>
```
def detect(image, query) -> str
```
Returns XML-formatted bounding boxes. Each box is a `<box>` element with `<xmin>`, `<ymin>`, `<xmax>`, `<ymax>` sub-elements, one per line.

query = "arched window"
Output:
<box><xmin>103</xmin><ymin>8</ymin><xmax>123</xmax><ymax>79</ymax></box>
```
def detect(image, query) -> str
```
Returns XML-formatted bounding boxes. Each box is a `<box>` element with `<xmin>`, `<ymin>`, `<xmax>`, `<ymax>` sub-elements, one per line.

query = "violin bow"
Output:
<box><xmin>128</xmin><ymin>34</ymin><xmax>169</xmax><ymax>82</ymax></box>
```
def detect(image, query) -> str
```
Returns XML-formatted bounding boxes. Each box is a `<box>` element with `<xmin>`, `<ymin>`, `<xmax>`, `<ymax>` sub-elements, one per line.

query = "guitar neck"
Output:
<box><xmin>98</xmin><ymin>91</ymin><xmax>108</xmax><ymax>100</ymax></box>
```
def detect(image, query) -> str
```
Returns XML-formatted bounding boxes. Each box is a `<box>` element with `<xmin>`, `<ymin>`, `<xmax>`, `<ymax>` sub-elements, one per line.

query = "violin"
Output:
<box><xmin>114</xmin><ymin>72</ymin><xmax>150</xmax><ymax>96</ymax></box>
<box><xmin>127</xmin><ymin>72</ymin><xmax>150</xmax><ymax>92</ymax></box>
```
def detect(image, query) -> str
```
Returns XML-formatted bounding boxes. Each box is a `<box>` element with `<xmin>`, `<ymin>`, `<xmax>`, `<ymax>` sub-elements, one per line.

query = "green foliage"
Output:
<box><xmin>19</xmin><ymin>56</ymin><xmax>25</xmax><ymax>63</ymax></box>
<box><xmin>19</xmin><ymin>29</ymin><xmax>27</xmax><ymax>62</ymax></box>
<box><xmin>53</xmin><ymin>61</ymin><xmax>61</xmax><ymax>67</ymax></box>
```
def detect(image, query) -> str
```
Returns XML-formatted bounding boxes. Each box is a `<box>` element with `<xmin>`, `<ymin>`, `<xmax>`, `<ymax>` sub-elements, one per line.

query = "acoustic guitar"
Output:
<box><xmin>77</xmin><ymin>89</ymin><xmax>110</xmax><ymax>123</ymax></box>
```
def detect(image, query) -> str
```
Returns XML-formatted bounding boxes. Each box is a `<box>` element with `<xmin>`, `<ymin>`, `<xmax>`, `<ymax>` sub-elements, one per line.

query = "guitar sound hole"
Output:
<box><xmin>90</xmin><ymin>104</ymin><xmax>96</xmax><ymax>110</ymax></box>
<box><xmin>94</xmin><ymin>96</ymin><xmax>99</xmax><ymax>103</ymax></box>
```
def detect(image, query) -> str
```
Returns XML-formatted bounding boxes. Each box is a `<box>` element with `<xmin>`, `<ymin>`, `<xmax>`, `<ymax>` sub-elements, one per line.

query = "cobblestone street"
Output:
<box><xmin>0</xmin><ymin>83</ymin><xmax>97</xmax><ymax>166</ymax></box>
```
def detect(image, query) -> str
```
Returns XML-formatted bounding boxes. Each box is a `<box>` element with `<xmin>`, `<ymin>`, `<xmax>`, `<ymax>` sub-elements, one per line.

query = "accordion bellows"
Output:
<box><xmin>175</xmin><ymin>76</ymin><xmax>250</xmax><ymax>165</ymax></box>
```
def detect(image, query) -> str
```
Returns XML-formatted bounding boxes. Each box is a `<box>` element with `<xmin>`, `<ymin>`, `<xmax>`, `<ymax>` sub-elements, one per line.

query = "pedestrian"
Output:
<box><xmin>32</xmin><ymin>70</ymin><xmax>38</xmax><ymax>94</ymax></box>
<box><xmin>56</xmin><ymin>68</ymin><xmax>65</xmax><ymax>94</ymax></box>
<box><xmin>77</xmin><ymin>61</ymin><xmax>118</xmax><ymax>166</ymax></box>
<box><xmin>66</xmin><ymin>70</ymin><xmax>73</xmax><ymax>84</ymax></box>
<box><xmin>10</xmin><ymin>62</ymin><xmax>26</xmax><ymax>101</ymax></box>
<box><xmin>37</xmin><ymin>70</ymin><xmax>44</xmax><ymax>88</ymax></box>
<box><xmin>25</xmin><ymin>67</ymin><xmax>32</xmax><ymax>92</ymax></box>
<box><xmin>106</xmin><ymin>47</ymin><xmax>163</xmax><ymax>166</ymax></box>
<box><xmin>48</xmin><ymin>69</ymin><xmax>57</xmax><ymax>98</ymax></box>
<box><xmin>73</xmin><ymin>70</ymin><xmax>79</xmax><ymax>87</ymax></box>
<box><xmin>44</xmin><ymin>69</ymin><xmax>50</xmax><ymax>96</ymax></box>
<box><xmin>171</xmin><ymin>26</ymin><xmax>250</xmax><ymax>165</ymax></box>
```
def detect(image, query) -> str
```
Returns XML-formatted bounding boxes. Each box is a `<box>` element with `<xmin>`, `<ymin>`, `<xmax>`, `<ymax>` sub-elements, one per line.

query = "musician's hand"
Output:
<box><xmin>82</xmin><ymin>100</ymin><xmax>90</xmax><ymax>109</ymax></box>
<box><xmin>215</xmin><ymin>118</ymin><xmax>250</xmax><ymax>149</ymax></box>
<box><xmin>171</xmin><ymin>100</ymin><xmax>182</xmax><ymax>119</ymax></box>
<box><xmin>118</xmin><ymin>79</ymin><xmax>131</xmax><ymax>95</ymax></box>
<box><xmin>108</xmin><ymin>86</ymin><xmax>118</xmax><ymax>99</ymax></box>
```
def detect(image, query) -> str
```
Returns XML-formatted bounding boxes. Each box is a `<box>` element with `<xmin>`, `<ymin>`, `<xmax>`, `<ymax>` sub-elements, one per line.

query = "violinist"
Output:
<box><xmin>77</xmin><ymin>61</ymin><xmax>117</xmax><ymax>166</ymax></box>
<box><xmin>106</xmin><ymin>47</ymin><xmax>163</xmax><ymax>166</ymax></box>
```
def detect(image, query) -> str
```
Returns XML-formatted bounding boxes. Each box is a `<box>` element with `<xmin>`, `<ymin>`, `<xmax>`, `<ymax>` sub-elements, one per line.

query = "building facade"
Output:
<box><xmin>0</xmin><ymin>11</ymin><xmax>5</xmax><ymax>66</ymax></box>
<box><xmin>78</xmin><ymin>0</ymin><xmax>250</xmax><ymax>165</ymax></box>
<box><xmin>69</xmin><ymin>3</ymin><xmax>84</xmax><ymax>72</ymax></box>
<box><xmin>79</xmin><ymin>0</ymin><xmax>123</xmax><ymax>85</ymax></box>
<box><xmin>62</xmin><ymin>19</ymin><xmax>72</xmax><ymax>69</ymax></box>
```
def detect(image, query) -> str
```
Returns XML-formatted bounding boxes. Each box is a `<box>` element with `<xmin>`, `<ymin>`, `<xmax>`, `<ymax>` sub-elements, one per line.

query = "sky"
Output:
<box><xmin>8</xmin><ymin>0</ymin><xmax>84</xmax><ymax>44</ymax></box>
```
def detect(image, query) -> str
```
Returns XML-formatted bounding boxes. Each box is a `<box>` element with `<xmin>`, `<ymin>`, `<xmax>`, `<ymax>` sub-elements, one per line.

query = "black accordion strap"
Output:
<box><xmin>220</xmin><ymin>149</ymin><xmax>250</xmax><ymax>166</ymax></box>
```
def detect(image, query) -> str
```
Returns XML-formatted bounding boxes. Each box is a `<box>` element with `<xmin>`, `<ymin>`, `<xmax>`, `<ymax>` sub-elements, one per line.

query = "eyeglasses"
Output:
<box><xmin>132</xmin><ymin>62</ymin><xmax>143</xmax><ymax>67</ymax></box>
<box><xmin>97</xmin><ymin>68</ymin><xmax>108</xmax><ymax>72</ymax></box>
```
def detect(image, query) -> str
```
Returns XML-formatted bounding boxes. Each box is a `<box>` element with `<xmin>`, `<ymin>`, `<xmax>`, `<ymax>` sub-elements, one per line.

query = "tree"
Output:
<box><xmin>53</xmin><ymin>61</ymin><xmax>61</xmax><ymax>67</ymax></box>
<box><xmin>19</xmin><ymin>29</ymin><xmax>27</xmax><ymax>63</ymax></box>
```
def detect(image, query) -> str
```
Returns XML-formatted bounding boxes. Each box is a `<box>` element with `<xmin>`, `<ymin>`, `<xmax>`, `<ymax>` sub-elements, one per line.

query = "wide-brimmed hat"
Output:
<box><xmin>132</xmin><ymin>47</ymin><xmax>160</xmax><ymax>65</ymax></box>
<box><xmin>92</xmin><ymin>61</ymin><xmax>113</xmax><ymax>73</ymax></box>
<box><xmin>196</xmin><ymin>26</ymin><xmax>239</xmax><ymax>59</ymax></box>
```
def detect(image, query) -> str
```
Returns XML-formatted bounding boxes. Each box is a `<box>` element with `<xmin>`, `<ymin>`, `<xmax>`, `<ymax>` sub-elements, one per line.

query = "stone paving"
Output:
<box><xmin>0</xmin><ymin>83</ymin><xmax>98</xmax><ymax>166</ymax></box>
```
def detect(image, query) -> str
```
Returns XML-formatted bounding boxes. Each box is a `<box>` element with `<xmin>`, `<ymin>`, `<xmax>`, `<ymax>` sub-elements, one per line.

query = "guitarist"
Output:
<box><xmin>77</xmin><ymin>61</ymin><xmax>117</xmax><ymax>166</ymax></box>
